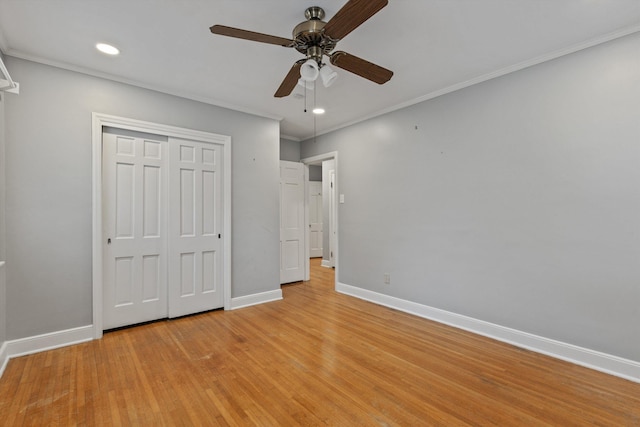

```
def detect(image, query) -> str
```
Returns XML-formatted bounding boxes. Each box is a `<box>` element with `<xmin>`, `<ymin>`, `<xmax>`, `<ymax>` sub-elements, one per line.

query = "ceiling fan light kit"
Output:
<box><xmin>297</xmin><ymin>78</ymin><xmax>315</xmax><ymax>91</ymax></box>
<box><xmin>300</xmin><ymin>59</ymin><xmax>320</xmax><ymax>82</ymax></box>
<box><xmin>210</xmin><ymin>0</ymin><xmax>393</xmax><ymax>98</ymax></box>
<box><xmin>320</xmin><ymin>65</ymin><xmax>338</xmax><ymax>87</ymax></box>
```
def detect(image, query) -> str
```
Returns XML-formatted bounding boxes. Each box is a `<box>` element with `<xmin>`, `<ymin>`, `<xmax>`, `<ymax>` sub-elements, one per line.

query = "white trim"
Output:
<box><xmin>4</xmin><ymin>51</ymin><xmax>281</xmax><ymax>122</ymax></box>
<box><xmin>303</xmin><ymin>165</ymin><xmax>310</xmax><ymax>281</ymax></box>
<box><xmin>0</xmin><ymin>54</ymin><xmax>18</xmax><ymax>93</ymax></box>
<box><xmin>92</xmin><ymin>113</ymin><xmax>232</xmax><ymax>339</ymax></box>
<box><xmin>301</xmin><ymin>152</ymin><xmax>339</xmax><ymax>166</ymax></box>
<box><xmin>0</xmin><ymin>326</ymin><xmax>93</xmax><ymax>378</ymax></box>
<box><xmin>328</xmin><ymin>170</ymin><xmax>337</xmax><ymax>269</ymax></box>
<box><xmin>222</xmin><ymin>129</ymin><xmax>232</xmax><ymax>312</ymax></box>
<box><xmin>0</xmin><ymin>341</ymin><xmax>8</xmax><ymax>378</ymax></box>
<box><xmin>280</xmin><ymin>134</ymin><xmax>301</xmax><ymax>142</ymax></box>
<box><xmin>336</xmin><ymin>282</ymin><xmax>640</xmax><ymax>384</ymax></box>
<box><xmin>229</xmin><ymin>289</ymin><xmax>283</xmax><ymax>310</ymax></box>
<box><xmin>0</xmin><ymin>325</ymin><xmax>93</xmax><ymax>377</ymax></box>
<box><xmin>4</xmin><ymin>25</ymin><xmax>639</xmax><ymax>141</ymax></box>
<box><xmin>301</xmin><ymin>152</ymin><xmax>339</xmax><ymax>282</ymax></box>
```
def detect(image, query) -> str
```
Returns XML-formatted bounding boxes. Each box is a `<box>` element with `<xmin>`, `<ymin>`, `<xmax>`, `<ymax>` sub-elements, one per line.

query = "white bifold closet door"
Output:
<box><xmin>103</xmin><ymin>132</ymin><xmax>168</xmax><ymax>329</ymax></box>
<box><xmin>103</xmin><ymin>131</ymin><xmax>224</xmax><ymax>330</ymax></box>
<box><xmin>168</xmin><ymin>137</ymin><xmax>224</xmax><ymax>318</ymax></box>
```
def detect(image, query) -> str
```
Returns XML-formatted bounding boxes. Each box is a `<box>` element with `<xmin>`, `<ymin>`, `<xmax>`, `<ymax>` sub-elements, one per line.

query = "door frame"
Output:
<box><xmin>91</xmin><ymin>113</ymin><xmax>231</xmax><ymax>339</ymax></box>
<box><xmin>301</xmin><ymin>151</ymin><xmax>339</xmax><ymax>284</ymax></box>
<box><xmin>329</xmin><ymin>170</ymin><xmax>336</xmax><ymax>268</ymax></box>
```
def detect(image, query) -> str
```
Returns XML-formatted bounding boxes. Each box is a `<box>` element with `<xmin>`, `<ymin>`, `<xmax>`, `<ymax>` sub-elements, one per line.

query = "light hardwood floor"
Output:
<box><xmin>1</xmin><ymin>258</ymin><xmax>639</xmax><ymax>425</ymax></box>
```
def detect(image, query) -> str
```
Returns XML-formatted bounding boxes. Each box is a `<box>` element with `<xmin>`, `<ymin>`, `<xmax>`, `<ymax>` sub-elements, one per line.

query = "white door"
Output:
<box><xmin>280</xmin><ymin>161</ymin><xmax>305</xmax><ymax>284</ymax></box>
<box><xmin>103</xmin><ymin>132</ymin><xmax>168</xmax><ymax>329</ymax></box>
<box><xmin>168</xmin><ymin>138</ymin><xmax>224</xmax><ymax>317</ymax></box>
<box><xmin>103</xmin><ymin>130</ymin><xmax>225</xmax><ymax>329</ymax></box>
<box><xmin>308</xmin><ymin>181</ymin><xmax>323</xmax><ymax>258</ymax></box>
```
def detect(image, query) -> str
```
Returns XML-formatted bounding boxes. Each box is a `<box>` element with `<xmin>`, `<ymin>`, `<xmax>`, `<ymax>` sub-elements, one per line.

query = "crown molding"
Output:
<box><xmin>301</xmin><ymin>24</ymin><xmax>640</xmax><ymax>141</ymax></box>
<box><xmin>3</xmin><ymin>49</ymin><xmax>284</xmax><ymax>122</ymax></box>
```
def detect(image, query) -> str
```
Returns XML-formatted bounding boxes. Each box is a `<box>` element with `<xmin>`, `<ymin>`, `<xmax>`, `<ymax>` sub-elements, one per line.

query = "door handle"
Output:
<box><xmin>107</xmin><ymin>238</ymin><xmax>111</xmax><ymax>245</ymax></box>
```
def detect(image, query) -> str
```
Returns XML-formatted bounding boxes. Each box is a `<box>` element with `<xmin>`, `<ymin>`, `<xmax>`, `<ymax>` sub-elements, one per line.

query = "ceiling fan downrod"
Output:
<box><xmin>306</xmin><ymin>46</ymin><xmax>323</xmax><ymax>64</ymax></box>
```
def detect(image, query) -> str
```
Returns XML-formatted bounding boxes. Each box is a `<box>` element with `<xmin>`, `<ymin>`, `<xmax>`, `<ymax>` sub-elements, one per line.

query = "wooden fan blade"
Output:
<box><xmin>330</xmin><ymin>51</ymin><xmax>393</xmax><ymax>84</ymax></box>
<box><xmin>275</xmin><ymin>62</ymin><xmax>303</xmax><ymax>98</ymax></box>
<box><xmin>210</xmin><ymin>25</ymin><xmax>293</xmax><ymax>47</ymax></box>
<box><xmin>323</xmin><ymin>0</ymin><xmax>388</xmax><ymax>41</ymax></box>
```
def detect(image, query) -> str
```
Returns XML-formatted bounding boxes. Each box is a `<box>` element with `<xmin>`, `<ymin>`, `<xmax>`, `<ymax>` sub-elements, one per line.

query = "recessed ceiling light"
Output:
<box><xmin>312</xmin><ymin>108</ymin><xmax>325</xmax><ymax>115</ymax></box>
<box><xmin>96</xmin><ymin>43</ymin><xmax>119</xmax><ymax>55</ymax></box>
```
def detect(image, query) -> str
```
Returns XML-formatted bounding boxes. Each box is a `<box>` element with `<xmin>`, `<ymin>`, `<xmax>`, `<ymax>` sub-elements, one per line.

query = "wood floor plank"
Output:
<box><xmin>1</xmin><ymin>258</ymin><xmax>639</xmax><ymax>425</ymax></box>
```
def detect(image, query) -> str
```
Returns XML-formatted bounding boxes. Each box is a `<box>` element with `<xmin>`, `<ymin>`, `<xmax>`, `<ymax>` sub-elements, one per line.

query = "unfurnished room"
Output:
<box><xmin>0</xmin><ymin>0</ymin><xmax>639</xmax><ymax>425</ymax></box>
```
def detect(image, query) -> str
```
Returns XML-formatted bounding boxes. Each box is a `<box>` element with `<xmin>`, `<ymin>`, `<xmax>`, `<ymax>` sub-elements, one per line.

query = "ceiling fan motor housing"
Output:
<box><xmin>293</xmin><ymin>7</ymin><xmax>337</xmax><ymax>62</ymax></box>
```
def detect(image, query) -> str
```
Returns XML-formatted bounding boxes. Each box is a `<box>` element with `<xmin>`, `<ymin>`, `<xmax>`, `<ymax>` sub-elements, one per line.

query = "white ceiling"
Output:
<box><xmin>1</xmin><ymin>0</ymin><xmax>639</xmax><ymax>140</ymax></box>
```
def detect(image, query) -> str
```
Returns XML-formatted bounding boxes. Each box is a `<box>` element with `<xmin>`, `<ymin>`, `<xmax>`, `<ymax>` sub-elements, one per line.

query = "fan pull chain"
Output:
<box><xmin>304</xmin><ymin>83</ymin><xmax>307</xmax><ymax>113</ymax></box>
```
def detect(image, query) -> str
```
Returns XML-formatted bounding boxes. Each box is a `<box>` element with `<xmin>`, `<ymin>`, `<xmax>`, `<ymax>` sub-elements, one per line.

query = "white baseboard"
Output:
<box><xmin>336</xmin><ymin>282</ymin><xmax>640</xmax><ymax>383</ymax></box>
<box><xmin>0</xmin><ymin>325</ymin><xmax>94</xmax><ymax>378</ymax></box>
<box><xmin>229</xmin><ymin>289</ymin><xmax>283</xmax><ymax>310</ymax></box>
<box><xmin>321</xmin><ymin>260</ymin><xmax>333</xmax><ymax>268</ymax></box>
<box><xmin>3</xmin><ymin>286</ymin><xmax>638</xmax><ymax>384</ymax></box>
<box><xmin>0</xmin><ymin>287</ymin><xmax>284</xmax><ymax>378</ymax></box>
<box><xmin>0</xmin><ymin>341</ymin><xmax>8</xmax><ymax>378</ymax></box>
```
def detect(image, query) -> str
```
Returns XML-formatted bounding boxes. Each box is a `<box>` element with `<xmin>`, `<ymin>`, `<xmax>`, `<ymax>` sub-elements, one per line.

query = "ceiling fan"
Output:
<box><xmin>210</xmin><ymin>0</ymin><xmax>393</xmax><ymax>98</ymax></box>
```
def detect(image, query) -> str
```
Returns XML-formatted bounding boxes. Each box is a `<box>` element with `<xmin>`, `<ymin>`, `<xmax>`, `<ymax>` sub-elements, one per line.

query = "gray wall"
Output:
<box><xmin>4</xmin><ymin>57</ymin><xmax>280</xmax><ymax>340</ymax></box>
<box><xmin>301</xmin><ymin>33</ymin><xmax>640</xmax><ymax>362</ymax></box>
<box><xmin>309</xmin><ymin>165</ymin><xmax>322</xmax><ymax>182</ymax></box>
<box><xmin>0</xmin><ymin>79</ymin><xmax>5</xmax><ymax>263</ymax></box>
<box><xmin>279</xmin><ymin>138</ymin><xmax>300</xmax><ymax>161</ymax></box>
<box><xmin>0</xmin><ymin>91</ymin><xmax>6</xmax><ymax>345</ymax></box>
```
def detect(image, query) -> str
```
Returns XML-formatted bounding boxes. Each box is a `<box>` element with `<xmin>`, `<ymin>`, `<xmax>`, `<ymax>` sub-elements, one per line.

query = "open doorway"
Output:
<box><xmin>302</xmin><ymin>152</ymin><xmax>338</xmax><ymax>285</ymax></box>
<box><xmin>308</xmin><ymin>167</ymin><xmax>323</xmax><ymax>259</ymax></box>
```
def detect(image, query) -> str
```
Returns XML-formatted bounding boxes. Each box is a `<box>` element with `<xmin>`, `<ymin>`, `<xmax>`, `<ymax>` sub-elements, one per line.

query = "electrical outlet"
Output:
<box><xmin>384</xmin><ymin>273</ymin><xmax>390</xmax><ymax>285</ymax></box>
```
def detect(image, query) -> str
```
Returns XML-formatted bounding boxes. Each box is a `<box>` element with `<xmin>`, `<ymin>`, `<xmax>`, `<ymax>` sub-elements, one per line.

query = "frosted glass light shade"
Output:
<box><xmin>300</xmin><ymin>59</ymin><xmax>319</xmax><ymax>82</ymax></box>
<box><xmin>297</xmin><ymin>78</ymin><xmax>315</xmax><ymax>90</ymax></box>
<box><xmin>320</xmin><ymin>65</ymin><xmax>338</xmax><ymax>87</ymax></box>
